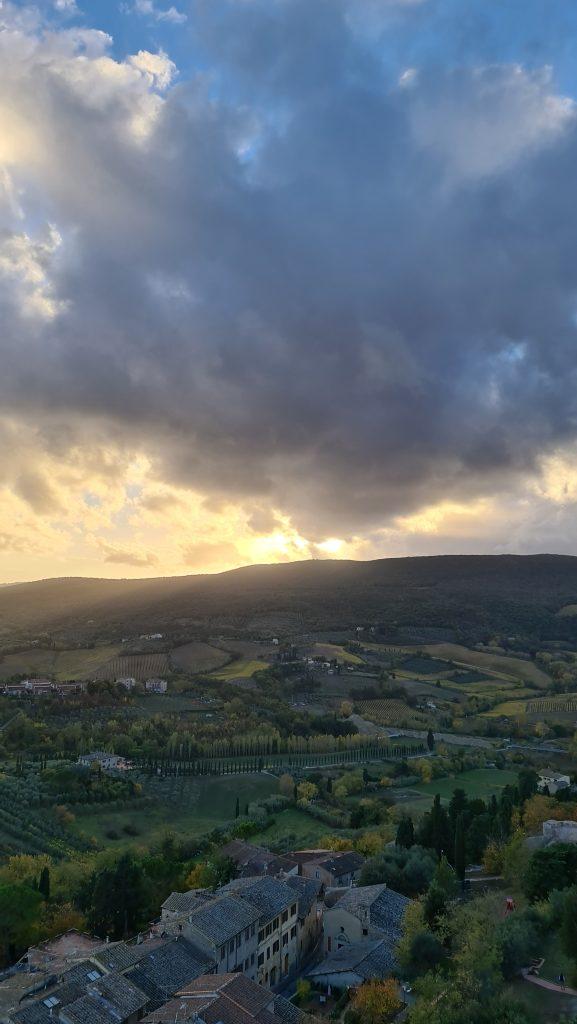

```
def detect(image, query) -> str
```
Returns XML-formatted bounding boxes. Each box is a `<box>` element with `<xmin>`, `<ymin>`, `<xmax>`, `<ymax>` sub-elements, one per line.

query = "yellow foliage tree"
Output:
<box><xmin>396</xmin><ymin>900</ymin><xmax>426</xmax><ymax>969</ymax></box>
<box><xmin>351</xmin><ymin>979</ymin><xmax>402</xmax><ymax>1024</ymax></box>
<box><xmin>0</xmin><ymin>854</ymin><xmax>52</xmax><ymax>887</ymax></box>
<box><xmin>523</xmin><ymin>794</ymin><xmax>567</xmax><ymax>833</ymax></box>
<box><xmin>279</xmin><ymin>774</ymin><xmax>295</xmax><ymax>799</ymax></box>
<box><xmin>355</xmin><ymin>831</ymin><xmax>385</xmax><ymax>858</ymax></box>
<box><xmin>320</xmin><ymin>835</ymin><xmax>354</xmax><ymax>852</ymax></box>
<box><xmin>40</xmin><ymin>903</ymin><xmax>87</xmax><ymax>941</ymax></box>
<box><xmin>482</xmin><ymin>840</ymin><xmax>504</xmax><ymax>875</ymax></box>
<box><xmin>296</xmin><ymin>781</ymin><xmax>318</xmax><ymax>803</ymax></box>
<box><xmin>185</xmin><ymin>862</ymin><xmax>214</xmax><ymax>889</ymax></box>
<box><xmin>340</xmin><ymin>701</ymin><xmax>353</xmax><ymax>718</ymax></box>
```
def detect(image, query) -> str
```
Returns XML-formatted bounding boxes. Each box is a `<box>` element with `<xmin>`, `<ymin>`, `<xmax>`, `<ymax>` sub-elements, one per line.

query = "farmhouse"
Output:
<box><xmin>537</xmin><ymin>769</ymin><xmax>571</xmax><ymax>794</ymax></box>
<box><xmin>117</xmin><ymin>677</ymin><xmax>137</xmax><ymax>690</ymax></box>
<box><xmin>220</xmin><ymin>840</ymin><xmax>298</xmax><ymax>878</ymax></box>
<box><xmin>145</xmin><ymin>678</ymin><xmax>168</xmax><ymax>693</ymax></box>
<box><xmin>77</xmin><ymin>751</ymin><xmax>131</xmax><ymax>771</ymax></box>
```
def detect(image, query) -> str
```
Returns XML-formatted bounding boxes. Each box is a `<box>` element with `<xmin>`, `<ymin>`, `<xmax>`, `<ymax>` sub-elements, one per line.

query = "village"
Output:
<box><xmin>0</xmin><ymin>840</ymin><xmax>410</xmax><ymax>1024</ymax></box>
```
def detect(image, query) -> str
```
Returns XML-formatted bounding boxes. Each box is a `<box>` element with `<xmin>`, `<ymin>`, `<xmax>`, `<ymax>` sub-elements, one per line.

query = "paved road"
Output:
<box><xmin>349</xmin><ymin>714</ymin><xmax>495</xmax><ymax>748</ymax></box>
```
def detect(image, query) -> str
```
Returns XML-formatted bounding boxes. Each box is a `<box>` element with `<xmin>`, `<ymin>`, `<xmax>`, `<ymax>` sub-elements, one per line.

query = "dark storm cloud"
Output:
<box><xmin>1</xmin><ymin>0</ymin><xmax>577</xmax><ymax>538</ymax></box>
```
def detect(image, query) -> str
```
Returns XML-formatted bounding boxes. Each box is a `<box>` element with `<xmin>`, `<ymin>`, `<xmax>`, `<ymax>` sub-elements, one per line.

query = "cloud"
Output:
<box><xmin>98</xmin><ymin>540</ymin><xmax>159</xmax><ymax>567</ymax></box>
<box><xmin>0</xmin><ymin>0</ymin><xmax>577</xmax><ymax>577</ymax></box>
<box><xmin>182</xmin><ymin>540</ymin><xmax>240</xmax><ymax>569</ymax></box>
<box><xmin>131</xmin><ymin>0</ymin><xmax>187</xmax><ymax>25</ymax></box>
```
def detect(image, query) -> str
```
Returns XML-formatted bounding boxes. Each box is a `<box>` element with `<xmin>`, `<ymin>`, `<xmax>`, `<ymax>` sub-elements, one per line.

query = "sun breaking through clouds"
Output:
<box><xmin>2</xmin><ymin>0</ymin><xmax>577</xmax><ymax>581</ymax></box>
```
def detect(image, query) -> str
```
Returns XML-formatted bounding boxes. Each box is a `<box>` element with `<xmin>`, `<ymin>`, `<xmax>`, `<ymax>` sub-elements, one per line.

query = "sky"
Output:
<box><xmin>2</xmin><ymin>0</ymin><xmax>577</xmax><ymax>582</ymax></box>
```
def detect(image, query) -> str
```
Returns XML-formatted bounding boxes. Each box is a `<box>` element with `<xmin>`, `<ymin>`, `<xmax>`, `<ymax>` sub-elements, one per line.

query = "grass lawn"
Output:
<box><xmin>211</xmin><ymin>659</ymin><xmax>269</xmax><ymax>680</ymax></box>
<box><xmin>413</xmin><ymin>643</ymin><xmax>551</xmax><ymax>688</ymax></box>
<box><xmin>312</xmin><ymin>643</ymin><xmax>364</xmax><ymax>665</ymax></box>
<box><xmin>68</xmin><ymin>773</ymin><xmax>278</xmax><ymax>849</ymax></box>
<box><xmin>252</xmin><ymin>806</ymin><xmax>346</xmax><ymax>849</ymax></box>
<box><xmin>411</xmin><ymin>768</ymin><xmax>519</xmax><ymax>803</ymax></box>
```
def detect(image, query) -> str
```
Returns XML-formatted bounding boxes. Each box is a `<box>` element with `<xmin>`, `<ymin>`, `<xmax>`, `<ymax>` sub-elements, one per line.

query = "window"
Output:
<box><xmin>245</xmin><ymin>959</ymin><xmax>250</xmax><ymax>970</ymax></box>
<box><xmin>229</xmin><ymin>940</ymin><xmax>235</xmax><ymax>953</ymax></box>
<box><xmin>267</xmin><ymin>947</ymin><xmax>271</xmax><ymax>960</ymax></box>
<box><xmin>245</xmin><ymin>928</ymin><xmax>250</xmax><ymax>940</ymax></box>
<box><xmin>258</xmin><ymin>953</ymin><xmax>264</xmax><ymax>966</ymax></box>
<box><xmin>258</xmin><ymin>929</ymin><xmax>264</xmax><ymax>943</ymax></box>
<box><xmin>236</xmin><ymin>935</ymin><xmax>241</xmax><ymax>948</ymax></box>
<box><xmin>251</xmin><ymin>924</ymin><xmax>256</xmax><ymax>936</ymax></box>
<box><xmin>87</xmin><ymin>971</ymin><xmax>101</xmax><ymax>981</ymax></box>
<box><xmin>251</xmin><ymin>954</ymin><xmax>255</xmax><ymax>965</ymax></box>
<box><xmin>273</xmin><ymin>940</ymin><xmax>280</xmax><ymax>954</ymax></box>
<box><xmin>220</xmin><ymin>947</ymin><xmax>226</xmax><ymax>961</ymax></box>
<box><xmin>290</xmin><ymin>926</ymin><xmax>297</xmax><ymax>939</ymax></box>
<box><xmin>43</xmin><ymin>998</ymin><xmax>60</xmax><ymax>1009</ymax></box>
<box><xmin>362</xmin><ymin>928</ymin><xmax>368</xmax><ymax>936</ymax></box>
<box><xmin>282</xmin><ymin>934</ymin><xmax>288</xmax><ymax>947</ymax></box>
<box><xmin>282</xmin><ymin>910</ymin><xmax>288</xmax><ymax>923</ymax></box>
<box><xmin>291</xmin><ymin>904</ymin><xmax>297</xmax><ymax>916</ymax></box>
<box><xmin>327</xmin><ymin>938</ymin><xmax>332</xmax><ymax>952</ymax></box>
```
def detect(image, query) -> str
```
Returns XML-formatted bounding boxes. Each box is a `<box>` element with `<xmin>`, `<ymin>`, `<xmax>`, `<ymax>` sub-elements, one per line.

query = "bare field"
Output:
<box><xmin>0</xmin><ymin>645</ymin><xmax>122</xmax><ymax>681</ymax></box>
<box><xmin>171</xmin><ymin>642</ymin><xmax>230</xmax><ymax>674</ymax></box>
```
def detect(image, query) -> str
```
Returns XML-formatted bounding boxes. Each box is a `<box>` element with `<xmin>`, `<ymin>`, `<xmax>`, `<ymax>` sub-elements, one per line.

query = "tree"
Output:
<box><xmin>396</xmin><ymin>815</ymin><xmax>415</xmax><ymax>849</ymax></box>
<box><xmin>483</xmin><ymin>840</ymin><xmax>504</xmax><ymax>876</ymax></box>
<box><xmin>517</xmin><ymin>769</ymin><xmax>539</xmax><ymax>802</ymax></box>
<box><xmin>278</xmin><ymin>773</ymin><xmax>295</xmax><ymax>799</ymax></box>
<box><xmin>454</xmin><ymin>814</ymin><xmax>466</xmax><ymax>881</ymax></box>
<box><xmin>38</xmin><ymin>866</ymin><xmax>50</xmax><ymax>901</ymax></box>
<box><xmin>340</xmin><ymin>701</ymin><xmax>353</xmax><ymax>718</ymax></box>
<box><xmin>235</xmin><ymin>796</ymin><xmax>240</xmax><ymax>818</ymax></box>
<box><xmin>424</xmin><ymin>882</ymin><xmax>447</xmax><ymax>932</ymax></box>
<box><xmin>561</xmin><ymin>885</ymin><xmax>577</xmax><ymax>961</ymax></box>
<box><xmin>418</xmin><ymin>794</ymin><xmax>451</xmax><ymax>859</ymax></box>
<box><xmin>79</xmin><ymin>853</ymin><xmax>146</xmax><ymax>939</ymax></box>
<box><xmin>0</xmin><ymin>884</ymin><xmax>42</xmax><ymax>965</ymax></box>
<box><xmin>523</xmin><ymin>844</ymin><xmax>577</xmax><ymax>902</ymax></box>
<box><xmin>351</xmin><ymin>979</ymin><xmax>401</xmax><ymax>1024</ymax></box>
<box><xmin>296</xmin><ymin>781</ymin><xmax>318</xmax><ymax>803</ymax></box>
<box><xmin>427</xmin><ymin>729</ymin><xmax>435</xmax><ymax>752</ymax></box>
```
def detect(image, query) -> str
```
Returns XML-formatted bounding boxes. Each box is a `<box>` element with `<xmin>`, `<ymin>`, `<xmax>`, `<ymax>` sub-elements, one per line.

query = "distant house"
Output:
<box><xmin>78</xmin><ymin>752</ymin><xmax>131</xmax><ymax>771</ymax></box>
<box><xmin>307</xmin><ymin>937</ymin><xmax>398</xmax><ymax>990</ymax></box>
<box><xmin>140</xmin><ymin>634</ymin><xmax>164</xmax><ymax>641</ymax></box>
<box><xmin>117</xmin><ymin>677</ymin><xmax>137</xmax><ymax>691</ymax></box>
<box><xmin>2</xmin><ymin>678</ymin><xmax>55</xmax><ymax>698</ymax></box>
<box><xmin>289</xmin><ymin>850</ymin><xmax>364</xmax><ymax>888</ymax></box>
<box><xmin>526</xmin><ymin>819</ymin><xmax>577</xmax><ymax>851</ymax></box>
<box><xmin>538</xmin><ymin>770</ymin><xmax>571</xmax><ymax>795</ymax></box>
<box><xmin>145</xmin><ymin>678</ymin><xmax>168</xmax><ymax>694</ymax></box>
<box><xmin>220</xmin><ymin>840</ymin><xmax>298</xmax><ymax>879</ymax></box>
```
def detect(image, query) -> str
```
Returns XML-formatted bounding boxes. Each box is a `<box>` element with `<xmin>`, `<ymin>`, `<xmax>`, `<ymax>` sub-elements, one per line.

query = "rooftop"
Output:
<box><xmin>220</xmin><ymin>876</ymin><xmax>297</xmax><ymax>920</ymax></box>
<box><xmin>307</xmin><ymin>938</ymin><xmax>397</xmax><ymax>980</ymax></box>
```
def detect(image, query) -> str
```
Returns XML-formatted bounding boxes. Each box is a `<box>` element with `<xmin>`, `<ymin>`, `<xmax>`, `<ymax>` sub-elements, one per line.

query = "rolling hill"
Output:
<box><xmin>3</xmin><ymin>554</ymin><xmax>577</xmax><ymax>643</ymax></box>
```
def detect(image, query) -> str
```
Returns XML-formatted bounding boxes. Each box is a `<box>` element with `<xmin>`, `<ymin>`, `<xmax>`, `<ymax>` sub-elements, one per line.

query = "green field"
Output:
<box><xmin>311</xmin><ymin>643</ymin><xmax>364</xmax><ymax>665</ymax></box>
<box><xmin>393</xmin><ymin>768</ymin><xmax>519</xmax><ymax>815</ymax></box>
<box><xmin>252</xmin><ymin>807</ymin><xmax>346</xmax><ymax>849</ymax></box>
<box><xmin>68</xmin><ymin>773</ymin><xmax>278</xmax><ymax>849</ymax></box>
<box><xmin>0</xmin><ymin>645</ymin><xmax>122</xmax><ymax>681</ymax></box>
<box><xmin>211</xmin><ymin>659</ymin><xmax>269</xmax><ymax>680</ymax></box>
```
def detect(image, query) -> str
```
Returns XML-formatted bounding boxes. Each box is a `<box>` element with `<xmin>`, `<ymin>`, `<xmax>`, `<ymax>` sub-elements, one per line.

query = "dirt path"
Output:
<box><xmin>523</xmin><ymin>973</ymin><xmax>577</xmax><ymax>996</ymax></box>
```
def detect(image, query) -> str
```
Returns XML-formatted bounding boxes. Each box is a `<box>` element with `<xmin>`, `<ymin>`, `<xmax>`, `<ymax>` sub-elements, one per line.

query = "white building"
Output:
<box><xmin>145</xmin><ymin>678</ymin><xmax>168</xmax><ymax>693</ymax></box>
<box><xmin>78</xmin><ymin>752</ymin><xmax>131</xmax><ymax>771</ymax></box>
<box><xmin>538</xmin><ymin>770</ymin><xmax>571</xmax><ymax>795</ymax></box>
<box><xmin>116</xmin><ymin>677</ymin><xmax>137</xmax><ymax>690</ymax></box>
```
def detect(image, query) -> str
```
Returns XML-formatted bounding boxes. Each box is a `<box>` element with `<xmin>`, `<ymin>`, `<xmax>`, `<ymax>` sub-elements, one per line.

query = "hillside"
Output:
<box><xmin>3</xmin><ymin>554</ymin><xmax>577</xmax><ymax>643</ymax></box>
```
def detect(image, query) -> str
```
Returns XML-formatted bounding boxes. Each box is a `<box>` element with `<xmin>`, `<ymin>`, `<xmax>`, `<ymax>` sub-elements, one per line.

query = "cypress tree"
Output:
<box><xmin>395</xmin><ymin>815</ymin><xmax>415</xmax><ymax>849</ymax></box>
<box><xmin>454</xmin><ymin>813</ymin><xmax>466</xmax><ymax>881</ymax></box>
<box><xmin>38</xmin><ymin>866</ymin><xmax>50</xmax><ymax>901</ymax></box>
<box><xmin>235</xmin><ymin>796</ymin><xmax>240</xmax><ymax>818</ymax></box>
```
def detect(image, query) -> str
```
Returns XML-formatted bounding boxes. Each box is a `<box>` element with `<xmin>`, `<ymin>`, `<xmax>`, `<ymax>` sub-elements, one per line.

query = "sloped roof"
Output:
<box><xmin>328</xmin><ymin>884</ymin><xmax>410</xmax><ymax>940</ymax></box>
<box><xmin>307</xmin><ymin>938</ymin><xmax>397</xmax><ymax>980</ymax></box>
<box><xmin>126</xmin><ymin>938</ymin><xmax>212</xmax><ymax>1008</ymax></box>
<box><xmin>284</xmin><ymin>876</ymin><xmax>321</xmax><ymax>918</ymax></box>
<box><xmin>161</xmin><ymin>890</ymin><xmax>212</xmax><ymax>916</ymax></box>
<box><xmin>220</xmin><ymin>876</ymin><xmax>296</xmax><ymax>921</ymax></box>
<box><xmin>186</xmin><ymin>894</ymin><xmax>260</xmax><ymax>946</ymax></box>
